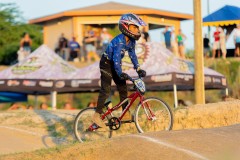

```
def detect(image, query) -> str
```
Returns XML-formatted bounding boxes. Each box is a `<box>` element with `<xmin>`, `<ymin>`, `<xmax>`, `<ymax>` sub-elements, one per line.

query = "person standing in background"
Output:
<box><xmin>137</xmin><ymin>32</ymin><xmax>146</xmax><ymax>44</ymax></box>
<box><xmin>142</xmin><ymin>27</ymin><xmax>150</xmax><ymax>42</ymax></box>
<box><xmin>219</xmin><ymin>28</ymin><xmax>227</xmax><ymax>59</ymax></box>
<box><xmin>171</xmin><ymin>28</ymin><xmax>179</xmax><ymax>57</ymax></box>
<box><xmin>100</xmin><ymin>28</ymin><xmax>112</xmax><ymax>53</ymax></box>
<box><xmin>58</xmin><ymin>33</ymin><xmax>69</xmax><ymax>61</ymax></box>
<box><xmin>176</xmin><ymin>29</ymin><xmax>187</xmax><ymax>59</ymax></box>
<box><xmin>18</xmin><ymin>32</ymin><xmax>32</xmax><ymax>62</ymax></box>
<box><xmin>84</xmin><ymin>30</ymin><xmax>99</xmax><ymax>62</ymax></box>
<box><xmin>163</xmin><ymin>26</ymin><xmax>172</xmax><ymax>50</ymax></box>
<box><xmin>203</xmin><ymin>34</ymin><xmax>210</xmax><ymax>58</ymax></box>
<box><xmin>233</xmin><ymin>24</ymin><xmax>240</xmax><ymax>57</ymax></box>
<box><xmin>212</xmin><ymin>27</ymin><xmax>221</xmax><ymax>59</ymax></box>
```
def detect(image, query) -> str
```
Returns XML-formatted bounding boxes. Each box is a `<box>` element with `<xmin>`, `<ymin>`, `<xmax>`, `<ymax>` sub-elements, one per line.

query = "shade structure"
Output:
<box><xmin>74</xmin><ymin>42</ymin><xmax>227</xmax><ymax>107</ymax></box>
<box><xmin>74</xmin><ymin>42</ymin><xmax>227</xmax><ymax>91</ymax></box>
<box><xmin>0</xmin><ymin>45</ymin><xmax>82</xmax><ymax>94</ymax></box>
<box><xmin>203</xmin><ymin>5</ymin><xmax>240</xmax><ymax>26</ymax></box>
<box><xmin>0</xmin><ymin>45</ymin><xmax>85</xmax><ymax>109</ymax></box>
<box><xmin>0</xmin><ymin>43</ymin><xmax>227</xmax><ymax>108</ymax></box>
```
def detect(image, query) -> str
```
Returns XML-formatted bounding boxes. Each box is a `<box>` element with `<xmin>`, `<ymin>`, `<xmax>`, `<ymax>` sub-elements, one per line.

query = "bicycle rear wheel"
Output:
<box><xmin>74</xmin><ymin>108</ymin><xmax>112</xmax><ymax>142</ymax></box>
<box><xmin>134</xmin><ymin>97</ymin><xmax>173</xmax><ymax>133</ymax></box>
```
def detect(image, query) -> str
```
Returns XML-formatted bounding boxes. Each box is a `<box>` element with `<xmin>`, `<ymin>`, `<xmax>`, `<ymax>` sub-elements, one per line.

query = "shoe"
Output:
<box><xmin>92</xmin><ymin>112</ymin><xmax>106</xmax><ymax>128</ymax></box>
<box><xmin>121</xmin><ymin>110</ymin><xmax>132</xmax><ymax>121</ymax></box>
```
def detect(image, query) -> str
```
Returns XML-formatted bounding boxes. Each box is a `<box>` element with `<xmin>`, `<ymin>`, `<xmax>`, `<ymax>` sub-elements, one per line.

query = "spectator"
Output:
<box><xmin>27</xmin><ymin>105</ymin><xmax>34</xmax><ymax>110</ymax></box>
<box><xmin>233</xmin><ymin>24</ymin><xmax>240</xmax><ymax>57</ymax></box>
<box><xmin>58</xmin><ymin>33</ymin><xmax>69</xmax><ymax>61</ymax></box>
<box><xmin>171</xmin><ymin>28</ymin><xmax>179</xmax><ymax>57</ymax></box>
<box><xmin>100</xmin><ymin>28</ymin><xmax>112</xmax><ymax>52</ymax></box>
<box><xmin>8</xmin><ymin>103</ymin><xmax>26</xmax><ymax>110</ymax></box>
<box><xmin>69</xmin><ymin>37</ymin><xmax>81</xmax><ymax>62</ymax></box>
<box><xmin>212</xmin><ymin>27</ymin><xmax>221</xmax><ymax>59</ymax></box>
<box><xmin>87</xmin><ymin>101</ymin><xmax>97</xmax><ymax>107</ymax></box>
<box><xmin>137</xmin><ymin>32</ymin><xmax>146</xmax><ymax>44</ymax></box>
<box><xmin>176</xmin><ymin>29</ymin><xmax>187</xmax><ymax>59</ymax></box>
<box><xmin>163</xmin><ymin>26</ymin><xmax>172</xmax><ymax>50</ymax></box>
<box><xmin>63</xmin><ymin>102</ymin><xmax>74</xmax><ymax>110</ymax></box>
<box><xmin>203</xmin><ymin>34</ymin><xmax>210</xmax><ymax>58</ymax></box>
<box><xmin>40</xmin><ymin>103</ymin><xmax>48</xmax><ymax>110</ymax></box>
<box><xmin>83</xmin><ymin>30</ymin><xmax>99</xmax><ymax>62</ymax></box>
<box><xmin>219</xmin><ymin>28</ymin><xmax>227</xmax><ymax>59</ymax></box>
<box><xmin>18</xmin><ymin>32</ymin><xmax>32</xmax><ymax>62</ymax></box>
<box><xmin>142</xmin><ymin>27</ymin><xmax>150</xmax><ymax>42</ymax></box>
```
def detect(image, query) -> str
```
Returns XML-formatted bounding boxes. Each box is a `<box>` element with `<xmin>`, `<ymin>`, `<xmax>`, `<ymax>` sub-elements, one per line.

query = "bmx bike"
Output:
<box><xmin>74</xmin><ymin>76</ymin><xmax>173</xmax><ymax>142</ymax></box>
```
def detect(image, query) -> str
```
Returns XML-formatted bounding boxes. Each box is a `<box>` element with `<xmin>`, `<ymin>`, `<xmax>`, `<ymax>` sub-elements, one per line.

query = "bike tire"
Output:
<box><xmin>74</xmin><ymin>107</ymin><xmax>112</xmax><ymax>143</ymax></box>
<box><xmin>134</xmin><ymin>97</ymin><xmax>173</xmax><ymax>133</ymax></box>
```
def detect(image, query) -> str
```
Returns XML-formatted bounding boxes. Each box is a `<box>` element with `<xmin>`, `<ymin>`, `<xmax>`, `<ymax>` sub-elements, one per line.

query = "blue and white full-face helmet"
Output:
<box><xmin>119</xmin><ymin>13</ymin><xmax>146</xmax><ymax>40</ymax></box>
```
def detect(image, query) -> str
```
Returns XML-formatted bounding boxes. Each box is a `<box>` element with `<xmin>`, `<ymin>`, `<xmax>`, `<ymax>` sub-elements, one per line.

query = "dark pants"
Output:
<box><xmin>69</xmin><ymin>51</ymin><xmax>78</xmax><ymax>61</ymax></box>
<box><xmin>96</xmin><ymin>56</ymin><xmax>128</xmax><ymax>114</ymax></box>
<box><xmin>165</xmin><ymin>41</ymin><xmax>171</xmax><ymax>50</ymax></box>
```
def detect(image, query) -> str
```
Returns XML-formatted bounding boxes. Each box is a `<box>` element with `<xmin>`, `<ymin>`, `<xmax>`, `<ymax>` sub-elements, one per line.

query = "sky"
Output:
<box><xmin>1</xmin><ymin>0</ymin><xmax>240</xmax><ymax>49</ymax></box>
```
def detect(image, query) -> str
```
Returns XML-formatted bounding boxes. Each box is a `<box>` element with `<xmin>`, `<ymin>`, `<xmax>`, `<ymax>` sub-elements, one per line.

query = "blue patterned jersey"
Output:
<box><xmin>104</xmin><ymin>34</ymin><xmax>139</xmax><ymax>76</ymax></box>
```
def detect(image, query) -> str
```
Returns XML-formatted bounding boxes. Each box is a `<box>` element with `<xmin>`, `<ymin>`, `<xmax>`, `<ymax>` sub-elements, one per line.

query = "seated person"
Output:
<box><xmin>69</xmin><ymin>37</ymin><xmax>81</xmax><ymax>61</ymax></box>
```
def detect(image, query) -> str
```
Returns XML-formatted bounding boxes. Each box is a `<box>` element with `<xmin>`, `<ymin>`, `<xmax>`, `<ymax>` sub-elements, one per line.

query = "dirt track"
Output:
<box><xmin>0</xmin><ymin>100</ymin><xmax>240</xmax><ymax>160</ymax></box>
<box><xmin>0</xmin><ymin>124</ymin><xmax>240</xmax><ymax>160</ymax></box>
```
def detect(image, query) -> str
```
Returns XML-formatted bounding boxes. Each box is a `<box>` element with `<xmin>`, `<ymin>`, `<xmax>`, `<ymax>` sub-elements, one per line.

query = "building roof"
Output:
<box><xmin>29</xmin><ymin>2</ymin><xmax>193</xmax><ymax>24</ymax></box>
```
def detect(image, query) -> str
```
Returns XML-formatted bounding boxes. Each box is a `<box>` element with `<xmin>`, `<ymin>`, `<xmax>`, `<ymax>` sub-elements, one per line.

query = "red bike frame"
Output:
<box><xmin>101</xmin><ymin>90</ymin><xmax>150</xmax><ymax>121</ymax></box>
<box><xmin>102</xmin><ymin>91</ymin><xmax>144</xmax><ymax>120</ymax></box>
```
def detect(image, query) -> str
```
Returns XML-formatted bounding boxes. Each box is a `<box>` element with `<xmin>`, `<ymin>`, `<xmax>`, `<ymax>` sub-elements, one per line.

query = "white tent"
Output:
<box><xmin>0</xmin><ymin>45</ymin><xmax>80</xmax><ymax>109</ymax></box>
<box><xmin>74</xmin><ymin>42</ymin><xmax>227</xmax><ymax>107</ymax></box>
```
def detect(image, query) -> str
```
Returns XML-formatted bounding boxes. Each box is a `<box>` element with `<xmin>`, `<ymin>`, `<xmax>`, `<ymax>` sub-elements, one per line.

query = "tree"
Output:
<box><xmin>0</xmin><ymin>3</ymin><xmax>42</xmax><ymax>65</ymax></box>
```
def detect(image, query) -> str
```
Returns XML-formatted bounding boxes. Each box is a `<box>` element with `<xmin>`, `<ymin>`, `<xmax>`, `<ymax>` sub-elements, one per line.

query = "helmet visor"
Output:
<box><xmin>129</xmin><ymin>15</ymin><xmax>146</xmax><ymax>27</ymax></box>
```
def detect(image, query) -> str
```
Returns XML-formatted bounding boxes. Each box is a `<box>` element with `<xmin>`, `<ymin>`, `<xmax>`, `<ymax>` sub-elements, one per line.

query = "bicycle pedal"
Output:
<box><xmin>121</xmin><ymin>120</ymin><xmax>133</xmax><ymax>123</ymax></box>
<box><xmin>86</xmin><ymin>123</ymin><xmax>99</xmax><ymax>131</ymax></box>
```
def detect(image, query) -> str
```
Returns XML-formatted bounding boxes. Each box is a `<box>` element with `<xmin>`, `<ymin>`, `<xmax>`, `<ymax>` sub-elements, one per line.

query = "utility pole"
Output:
<box><xmin>194</xmin><ymin>0</ymin><xmax>205</xmax><ymax>104</ymax></box>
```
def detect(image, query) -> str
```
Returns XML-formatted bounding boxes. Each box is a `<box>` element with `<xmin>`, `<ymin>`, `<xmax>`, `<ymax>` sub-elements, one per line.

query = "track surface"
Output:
<box><xmin>0</xmin><ymin>124</ymin><xmax>239</xmax><ymax>160</ymax></box>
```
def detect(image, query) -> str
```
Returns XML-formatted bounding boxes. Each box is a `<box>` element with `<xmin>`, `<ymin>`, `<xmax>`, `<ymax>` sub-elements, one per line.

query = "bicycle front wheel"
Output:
<box><xmin>134</xmin><ymin>97</ymin><xmax>173</xmax><ymax>133</ymax></box>
<box><xmin>74</xmin><ymin>108</ymin><xmax>112</xmax><ymax>143</ymax></box>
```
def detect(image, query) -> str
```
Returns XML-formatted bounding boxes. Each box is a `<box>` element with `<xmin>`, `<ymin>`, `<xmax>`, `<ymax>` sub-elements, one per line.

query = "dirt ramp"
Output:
<box><xmin>174</xmin><ymin>100</ymin><xmax>240</xmax><ymax>130</ymax></box>
<box><xmin>1</xmin><ymin>101</ymin><xmax>240</xmax><ymax>160</ymax></box>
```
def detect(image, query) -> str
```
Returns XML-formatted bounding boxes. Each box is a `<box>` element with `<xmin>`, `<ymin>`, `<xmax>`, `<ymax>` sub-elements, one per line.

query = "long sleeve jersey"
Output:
<box><xmin>104</xmin><ymin>34</ymin><xmax>139</xmax><ymax>76</ymax></box>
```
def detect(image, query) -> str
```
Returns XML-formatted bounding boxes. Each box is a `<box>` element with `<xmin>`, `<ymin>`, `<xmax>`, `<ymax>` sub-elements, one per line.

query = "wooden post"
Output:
<box><xmin>194</xmin><ymin>0</ymin><xmax>205</xmax><ymax>104</ymax></box>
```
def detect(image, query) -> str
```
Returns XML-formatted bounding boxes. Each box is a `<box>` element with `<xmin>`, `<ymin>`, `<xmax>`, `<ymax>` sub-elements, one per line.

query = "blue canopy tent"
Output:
<box><xmin>0</xmin><ymin>92</ymin><xmax>27</xmax><ymax>103</ymax></box>
<box><xmin>203</xmin><ymin>5</ymin><xmax>240</xmax><ymax>27</ymax></box>
<box><xmin>203</xmin><ymin>5</ymin><xmax>240</xmax><ymax>55</ymax></box>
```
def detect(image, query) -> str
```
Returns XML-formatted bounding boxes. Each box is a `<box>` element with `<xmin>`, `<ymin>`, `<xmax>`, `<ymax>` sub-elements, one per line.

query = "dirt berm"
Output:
<box><xmin>0</xmin><ymin>100</ymin><xmax>239</xmax><ymax>160</ymax></box>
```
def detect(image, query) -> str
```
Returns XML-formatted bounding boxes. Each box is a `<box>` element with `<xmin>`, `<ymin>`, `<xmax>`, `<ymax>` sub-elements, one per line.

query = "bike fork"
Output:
<box><xmin>142</xmin><ymin>102</ymin><xmax>156</xmax><ymax>121</ymax></box>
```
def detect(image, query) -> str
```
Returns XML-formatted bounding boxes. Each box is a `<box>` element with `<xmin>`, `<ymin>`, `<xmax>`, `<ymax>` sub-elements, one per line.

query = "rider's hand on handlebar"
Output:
<box><xmin>137</xmin><ymin>68</ymin><xmax>146</xmax><ymax>77</ymax></box>
<box><xmin>120</xmin><ymin>72</ymin><xmax>129</xmax><ymax>80</ymax></box>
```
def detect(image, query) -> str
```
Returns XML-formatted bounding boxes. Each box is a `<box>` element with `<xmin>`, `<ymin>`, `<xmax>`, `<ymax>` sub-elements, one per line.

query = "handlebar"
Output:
<box><xmin>127</xmin><ymin>75</ymin><xmax>146</xmax><ymax>94</ymax></box>
<box><xmin>127</xmin><ymin>75</ymin><xmax>142</xmax><ymax>83</ymax></box>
